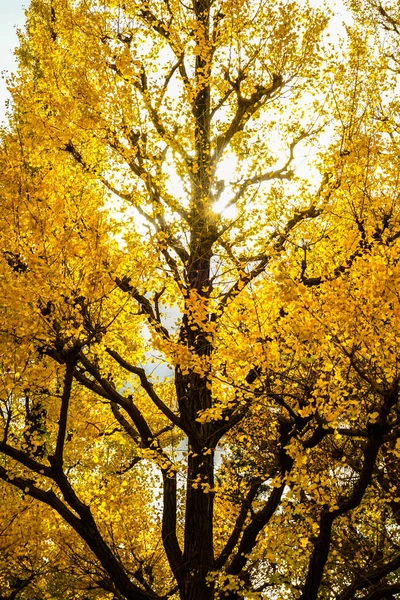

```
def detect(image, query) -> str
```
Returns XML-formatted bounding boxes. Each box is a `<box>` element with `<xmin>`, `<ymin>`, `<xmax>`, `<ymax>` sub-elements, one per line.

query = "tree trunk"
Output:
<box><xmin>180</xmin><ymin>447</ymin><xmax>215</xmax><ymax>600</ymax></box>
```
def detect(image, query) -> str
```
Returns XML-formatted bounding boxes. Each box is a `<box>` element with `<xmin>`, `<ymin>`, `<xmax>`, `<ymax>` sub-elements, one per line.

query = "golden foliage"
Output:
<box><xmin>0</xmin><ymin>0</ymin><xmax>400</xmax><ymax>599</ymax></box>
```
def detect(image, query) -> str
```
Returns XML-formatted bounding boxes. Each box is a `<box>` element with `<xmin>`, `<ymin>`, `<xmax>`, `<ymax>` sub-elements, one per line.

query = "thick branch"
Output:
<box><xmin>74</xmin><ymin>368</ymin><xmax>112</xmax><ymax>400</ymax></box>
<box><xmin>0</xmin><ymin>465</ymin><xmax>81</xmax><ymax>531</ymax></box>
<box><xmin>162</xmin><ymin>472</ymin><xmax>183</xmax><ymax>576</ymax></box>
<box><xmin>110</xmin><ymin>401</ymin><xmax>140</xmax><ymax>444</ymax></box>
<box><xmin>358</xmin><ymin>584</ymin><xmax>400</xmax><ymax>600</ymax></box>
<box><xmin>54</xmin><ymin>357</ymin><xmax>76</xmax><ymax>468</ymax></box>
<box><xmin>53</xmin><ymin>468</ymin><xmax>158</xmax><ymax>600</ymax></box>
<box><xmin>272</xmin><ymin>205</ymin><xmax>323</xmax><ymax>252</ymax></box>
<box><xmin>0</xmin><ymin>441</ymin><xmax>53</xmax><ymax>480</ymax></box>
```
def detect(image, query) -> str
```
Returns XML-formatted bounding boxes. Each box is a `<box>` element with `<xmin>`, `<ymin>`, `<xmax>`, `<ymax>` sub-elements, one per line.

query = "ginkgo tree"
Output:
<box><xmin>1</xmin><ymin>0</ymin><xmax>400</xmax><ymax>599</ymax></box>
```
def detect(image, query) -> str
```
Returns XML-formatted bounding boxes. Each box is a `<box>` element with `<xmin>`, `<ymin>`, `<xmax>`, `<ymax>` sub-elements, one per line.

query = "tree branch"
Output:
<box><xmin>224</xmin><ymin>131</ymin><xmax>313</xmax><ymax>209</ymax></box>
<box><xmin>63</xmin><ymin>140</ymin><xmax>190</xmax><ymax>265</ymax></box>
<box><xmin>0</xmin><ymin>441</ymin><xmax>53</xmax><ymax>480</ymax></box>
<box><xmin>110</xmin><ymin>401</ymin><xmax>140</xmax><ymax>444</ymax></box>
<box><xmin>213</xmin><ymin>74</ymin><xmax>284</xmax><ymax>164</ymax></box>
<box><xmin>134</xmin><ymin>65</ymin><xmax>191</xmax><ymax>170</ymax></box>
<box><xmin>358</xmin><ymin>584</ymin><xmax>400</xmax><ymax>600</ymax></box>
<box><xmin>300</xmin><ymin>381</ymin><xmax>399</xmax><ymax>600</ymax></box>
<box><xmin>162</xmin><ymin>471</ymin><xmax>183</xmax><ymax>576</ymax></box>
<box><xmin>214</xmin><ymin>481</ymin><xmax>261</xmax><ymax>569</ymax></box>
<box><xmin>215</xmin><ymin>203</ymin><xmax>323</xmax><ymax>316</ymax></box>
<box><xmin>0</xmin><ymin>464</ymin><xmax>81</xmax><ymax>531</ymax></box>
<box><xmin>54</xmin><ymin>357</ymin><xmax>76</xmax><ymax>469</ymax></box>
<box><xmin>337</xmin><ymin>552</ymin><xmax>400</xmax><ymax>600</ymax></box>
<box><xmin>78</xmin><ymin>353</ymin><xmax>155</xmax><ymax>444</ymax></box>
<box><xmin>114</xmin><ymin>277</ymin><xmax>171</xmax><ymax>339</ymax></box>
<box><xmin>227</xmin><ymin>422</ymin><xmax>294</xmax><ymax>575</ymax></box>
<box><xmin>105</xmin><ymin>347</ymin><xmax>184</xmax><ymax>432</ymax></box>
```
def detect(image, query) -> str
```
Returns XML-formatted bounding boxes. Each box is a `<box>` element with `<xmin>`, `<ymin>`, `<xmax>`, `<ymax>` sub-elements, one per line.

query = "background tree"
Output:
<box><xmin>1</xmin><ymin>0</ymin><xmax>400</xmax><ymax>599</ymax></box>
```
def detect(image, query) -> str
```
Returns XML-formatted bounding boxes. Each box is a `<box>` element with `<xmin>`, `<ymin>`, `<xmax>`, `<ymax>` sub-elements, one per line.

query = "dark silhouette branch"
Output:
<box><xmin>213</xmin><ymin>74</ymin><xmax>285</xmax><ymax>163</ymax></box>
<box><xmin>106</xmin><ymin>347</ymin><xmax>184</xmax><ymax>432</ymax></box>
<box><xmin>214</xmin><ymin>481</ymin><xmax>261</xmax><ymax>569</ymax></box>
<box><xmin>227</xmin><ymin>421</ymin><xmax>294</xmax><ymax>575</ymax></box>
<box><xmin>337</xmin><ymin>552</ymin><xmax>400</xmax><ymax>600</ymax></box>
<box><xmin>54</xmin><ymin>356</ymin><xmax>76</xmax><ymax>469</ymax></box>
<box><xmin>216</xmin><ymin>204</ymin><xmax>323</xmax><ymax>315</ymax></box>
<box><xmin>300</xmin><ymin>381</ymin><xmax>399</xmax><ymax>600</ymax></box>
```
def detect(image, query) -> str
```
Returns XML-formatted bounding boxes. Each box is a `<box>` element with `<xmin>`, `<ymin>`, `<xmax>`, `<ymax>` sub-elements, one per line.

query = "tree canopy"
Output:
<box><xmin>1</xmin><ymin>0</ymin><xmax>400</xmax><ymax>599</ymax></box>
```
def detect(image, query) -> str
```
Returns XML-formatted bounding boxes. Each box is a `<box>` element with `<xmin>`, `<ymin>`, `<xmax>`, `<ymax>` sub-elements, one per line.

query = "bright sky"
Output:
<box><xmin>0</xmin><ymin>0</ymin><xmax>27</xmax><ymax>121</ymax></box>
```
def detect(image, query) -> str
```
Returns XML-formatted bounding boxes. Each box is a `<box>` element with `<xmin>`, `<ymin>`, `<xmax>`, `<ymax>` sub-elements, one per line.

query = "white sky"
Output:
<box><xmin>0</xmin><ymin>0</ymin><xmax>27</xmax><ymax>121</ymax></box>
